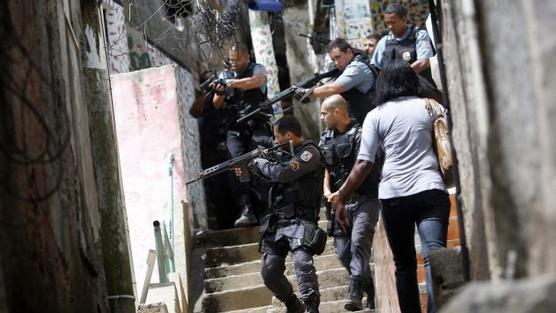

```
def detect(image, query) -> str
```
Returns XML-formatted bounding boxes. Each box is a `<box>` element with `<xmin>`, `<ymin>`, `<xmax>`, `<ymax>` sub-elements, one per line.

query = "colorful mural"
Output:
<box><xmin>370</xmin><ymin>0</ymin><xmax>430</xmax><ymax>34</ymax></box>
<box><xmin>248</xmin><ymin>10</ymin><xmax>281</xmax><ymax>113</ymax></box>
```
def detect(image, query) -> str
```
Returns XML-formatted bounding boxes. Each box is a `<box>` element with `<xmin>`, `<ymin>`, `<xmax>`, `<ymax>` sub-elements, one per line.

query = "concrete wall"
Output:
<box><xmin>104</xmin><ymin>2</ymin><xmax>174</xmax><ymax>74</ymax></box>
<box><xmin>440</xmin><ymin>0</ymin><xmax>556</xmax><ymax>280</ymax></box>
<box><xmin>0</xmin><ymin>1</ymin><xmax>119</xmax><ymax>312</ymax></box>
<box><xmin>283</xmin><ymin>1</ymin><xmax>325</xmax><ymax>140</ymax></box>
<box><xmin>111</xmin><ymin>65</ymin><xmax>205</xmax><ymax>292</ymax></box>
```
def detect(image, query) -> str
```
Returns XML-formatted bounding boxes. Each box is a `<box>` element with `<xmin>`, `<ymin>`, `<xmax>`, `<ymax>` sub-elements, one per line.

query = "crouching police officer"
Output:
<box><xmin>247</xmin><ymin>116</ymin><xmax>326</xmax><ymax>313</ymax></box>
<box><xmin>319</xmin><ymin>95</ymin><xmax>381</xmax><ymax>311</ymax></box>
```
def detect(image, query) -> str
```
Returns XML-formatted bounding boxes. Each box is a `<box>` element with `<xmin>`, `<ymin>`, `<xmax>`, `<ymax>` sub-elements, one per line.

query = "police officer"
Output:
<box><xmin>212</xmin><ymin>44</ymin><xmax>273</xmax><ymax>227</ymax></box>
<box><xmin>190</xmin><ymin>72</ymin><xmax>239</xmax><ymax>229</ymax></box>
<box><xmin>248</xmin><ymin>116</ymin><xmax>325</xmax><ymax>313</ymax></box>
<box><xmin>293</xmin><ymin>38</ymin><xmax>378</xmax><ymax>125</ymax></box>
<box><xmin>319</xmin><ymin>95</ymin><xmax>381</xmax><ymax>311</ymax></box>
<box><xmin>371</xmin><ymin>3</ymin><xmax>435</xmax><ymax>83</ymax></box>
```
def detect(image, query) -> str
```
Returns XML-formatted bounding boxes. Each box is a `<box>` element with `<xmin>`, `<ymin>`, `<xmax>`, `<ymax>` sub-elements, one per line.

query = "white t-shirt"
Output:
<box><xmin>358</xmin><ymin>96</ymin><xmax>446</xmax><ymax>199</ymax></box>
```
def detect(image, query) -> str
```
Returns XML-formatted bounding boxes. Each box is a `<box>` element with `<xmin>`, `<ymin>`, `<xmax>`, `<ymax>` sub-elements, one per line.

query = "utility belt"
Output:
<box><xmin>259</xmin><ymin>215</ymin><xmax>327</xmax><ymax>255</ymax></box>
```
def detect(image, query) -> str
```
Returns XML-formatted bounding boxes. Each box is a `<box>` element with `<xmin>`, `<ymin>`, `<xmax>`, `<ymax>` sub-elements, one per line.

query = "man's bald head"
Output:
<box><xmin>320</xmin><ymin>95</ymin><xmax>351</xmax><ymax>130</ymax></box>
<box><xmin>322</xmin><ymin>95</ymin><xmax>349</xmax><ymax>115</ymax></box>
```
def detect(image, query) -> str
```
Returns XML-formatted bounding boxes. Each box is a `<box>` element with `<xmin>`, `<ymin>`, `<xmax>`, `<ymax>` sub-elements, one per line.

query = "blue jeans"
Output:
<box><xmin>381</xmin><ymin>189</ymin><xmax>450</xmax><ymax>313</ymax></box>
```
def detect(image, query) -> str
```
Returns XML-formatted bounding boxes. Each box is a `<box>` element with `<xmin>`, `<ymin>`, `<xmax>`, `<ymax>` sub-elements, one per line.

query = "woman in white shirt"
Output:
<box><xmin>329</xmin><ymin>58</ymin><xmax>450</xmax><ymax>313</ymax></box>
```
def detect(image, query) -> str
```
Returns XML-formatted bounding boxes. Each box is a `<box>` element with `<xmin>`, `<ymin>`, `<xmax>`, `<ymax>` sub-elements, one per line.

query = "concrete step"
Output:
<box><xmin>205</xmin><ymin>264</ymin><xmax>349</xmax><ymax>293</ymax></box>
<box><xmin>201</xmin><ymin>285</ymin><xmax>273</xmax><ymax>312</ymax></box>
<box><xmin>221</xmin><ymin>305</ymin><xmax>272</xmax><ymax>313</ymax></box>
<box><xmin>205</xmin><ymin>238</ymin><xmax>336</xmax><ymax>268</ymax></box>
<box><xmin>268</xmin><ymin>298</ymin><xmax>374</xmax><ymax>313</ymax></box>
<box><xmin>205</xmin><ymin>253</ymin><xmax>345</xmax><ymax>279</ymax></box>
<box><xmin>197</xmin><ymin>226</ymin><xmax>261</xmax><ymax>247</ymax></box>
<box><xmin>205</xmin><ymin>242</ymin><xmax>260</xmax><ymax>268</ymax></box>
<box><xmin>270</xmin><ymin>286</ymin><xmax>350</xmax><ymax>306</ymax></box>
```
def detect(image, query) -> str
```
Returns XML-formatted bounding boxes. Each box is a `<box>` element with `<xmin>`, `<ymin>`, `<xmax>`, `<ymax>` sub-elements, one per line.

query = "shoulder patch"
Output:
<box><xmin>300</xmin><ymin>150</ymin><xmax>313</xmax><ymax>162</ymax></box>
<box><xmin>289</xmin><ymin>160</ymin><xmax>301</xmax><ymax>171</ymax></box>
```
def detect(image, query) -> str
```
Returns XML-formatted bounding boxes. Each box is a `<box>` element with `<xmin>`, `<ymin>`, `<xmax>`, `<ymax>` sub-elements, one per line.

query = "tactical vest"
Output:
<box><xmin>340</xmin><ymin>55</ymin><xmax>379</xmax><ymax>125</ymax></box>
<box><xmin>223</xmin><ymin>62</ymin><xmax>269</xmax><ymax>128</ymax></box>
<box><xmin>319</xmin><ymin>123</ymin><xmax>380</xmax><ymax>199</ymax></box>
<box><xmin>270</xmin><ymin>141</ymin><xmax>324</xmax><ymax>222</ymax></box>
<box><xmin>383</xmin><ymin>25</ymin><xmax>435</xmax><ymax>85</ymax></box>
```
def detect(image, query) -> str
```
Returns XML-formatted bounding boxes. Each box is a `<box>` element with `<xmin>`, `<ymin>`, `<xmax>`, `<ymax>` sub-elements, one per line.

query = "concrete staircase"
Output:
<box><xmin>195</xmin><ymin>210</ymin><xmax>375</xmax><ymax>313</ymax></box>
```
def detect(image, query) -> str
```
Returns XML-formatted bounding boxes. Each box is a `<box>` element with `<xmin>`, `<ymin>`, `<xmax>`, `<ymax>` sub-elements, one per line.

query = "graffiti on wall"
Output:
<box><xmin>370</xmin><ymin>0</ymin><xmax>430</xmax><ymax>34</ymax></box>
<box><xmin>105</xmin><ymin>3</ymin><xmax>174</xmax><ymax>74</ymax></box>
<box><xmin>248</xmin><ymin>10</ymin><xmax>281</xmax><ymax>112</ymax></box>
<box><xmin>344</xmin><ymin>0</ymin><xmax>373</xmax><ymax>41</ymax></box>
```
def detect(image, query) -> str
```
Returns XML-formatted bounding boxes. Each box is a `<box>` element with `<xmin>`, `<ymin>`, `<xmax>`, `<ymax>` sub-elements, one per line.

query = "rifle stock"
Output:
<box><xmin>236</xmin><ymin>68</ymin><xmax>340</xmax><ymax>123</ymax></box>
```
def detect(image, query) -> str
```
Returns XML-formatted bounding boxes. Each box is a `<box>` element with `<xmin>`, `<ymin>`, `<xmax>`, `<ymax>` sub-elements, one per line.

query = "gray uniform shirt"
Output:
<box><xmin>357</xmin><ymin>96</ymin><xmax>446</xmax><ymax>199</ymax></box>
<box><xmin>334</xmin><ymin>59</ymin><xmax>375</xmax><ymax>94</ymax></box>
<box><xmin>219</xmin><ymin>63</ymin><xmax>267</xmax><ymax>94</ymax></box>
<box><xmin>371</xmin><ymin>27</ymin><xmax>434</xmax><ymax>68</ymax></box>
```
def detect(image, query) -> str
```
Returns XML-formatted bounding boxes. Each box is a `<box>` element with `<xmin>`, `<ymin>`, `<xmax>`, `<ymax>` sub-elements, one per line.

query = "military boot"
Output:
<box><xmin>234</xmin><ymin>198</ymin><xmax>257</xmax><ymax>227</ymax></box>
<box><xmin>344</xmin><ymin>276</ymin><xmax>364</xmax><ymax>311</ymax></box>
<box><xmin>284</xmin><ymin>295</ymin><xmax>305</xmax><ymax>313</ymax></box>
<box><xmin>364</xmin><ymin>275</ymin><xmax>376</xmax><ymax>309</ymax></box>
<box><xmin>304</xmin><ymin>299</ymin><xmax>319</xmax><ymax>313</ymax></box>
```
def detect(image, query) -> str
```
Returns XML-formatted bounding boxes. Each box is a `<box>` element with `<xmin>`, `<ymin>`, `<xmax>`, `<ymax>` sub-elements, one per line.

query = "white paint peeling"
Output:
<box><xmin>85</xmin><ymin>25</ymin><xmax>105</xmax><ymax>69</ymax></box>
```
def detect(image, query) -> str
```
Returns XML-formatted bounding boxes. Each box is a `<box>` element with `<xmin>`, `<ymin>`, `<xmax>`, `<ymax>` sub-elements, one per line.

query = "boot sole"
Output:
<box><xmin>344</xmin><ymin>302</ymin><xmax>363</xmax><ymax>311</ymax></box>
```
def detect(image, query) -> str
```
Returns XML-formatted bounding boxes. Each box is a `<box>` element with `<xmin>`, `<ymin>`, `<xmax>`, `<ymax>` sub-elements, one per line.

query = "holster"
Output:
<box><xmin>302</xmin><ymin>222</ymin><xmax>327</xmax><ymax>255</ymax></box>
<box><xmin>310</xmin><ymin>227</ymin><xmax>327</xmax><ymax>255</ymax></box>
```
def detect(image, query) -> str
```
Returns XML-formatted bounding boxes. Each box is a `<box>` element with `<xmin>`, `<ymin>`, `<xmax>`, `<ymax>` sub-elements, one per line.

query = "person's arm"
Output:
<box><xmin>226</xmin><ymin>64</ymin><xmax>267</xmax><ymax>90</ymax></box>
<box><xmin>227</xmin><ymin>72</ymin><xmax>266</xmax><ymax>90</ymax></box>
<box><xmin>329</xmin><ymin>160</ymin><xmax>374</xmax><ymax>230</ymax></box>
<box><xmin>253</xmin><ymin>145</ymin><xmax>322</xmax><ymax>183</ymax></box>
<box><xmin>189</xmin><ymin>93</ymin><xmax>211</xmax><ymax>118</ymax></box>
<box><xmin>412</xmin><ymin>29</ymin><xmax>434</xmax><ymax>73</ymax></box>
<box><xmin>323</xmin><ymin>169</ymin><xmax>332</xmax><ymax>198</ymax></box>
<box><xmin>411</xmin><ymin>58</ymin><xmax>430</xmax><ymax>74</ymax></box>
<box><xmin>311</xmin><ymin>64</ymin><xmax>364</xmax><ymax>97</ymax></box>
<box><xmin>311</xmin><ymin>82</ymin><xmax>346</xmax><ymax>97</ymax></box>
<box><xmin>212</xmin><ymin>93</ymin><xmax>225</xmax><ymax>110</ymax></box>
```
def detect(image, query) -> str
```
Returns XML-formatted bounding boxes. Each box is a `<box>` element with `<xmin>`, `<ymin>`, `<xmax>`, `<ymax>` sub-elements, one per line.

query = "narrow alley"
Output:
<box><xmin>1</xmin><ymin>1</ymin><xmax>556</xmax><ymax>313</ymax></box>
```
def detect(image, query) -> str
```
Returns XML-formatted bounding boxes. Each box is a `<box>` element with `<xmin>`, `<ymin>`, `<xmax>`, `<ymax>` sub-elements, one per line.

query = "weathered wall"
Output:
<box><xmin>440</xmin><ymin>0</ymin><xmax>556</xmax><ymax>280</ymax></box>
<box><xmin>283</xmin><ymin>1</ymin><xmax>325</xmax><ymax>140</ymax></box>
<box><xmin>440</xmin><ymin>0</ymin><xmax>492</xmax><ymax>281</ymax></box>
<box><xmin>82</xmin><ymin>1</ymin><xmax>136</xmax><ymax>312</ymax></box>
<box><xmin>0</xmin><ymin>0</ymin><xmax>115</xmax><ymax>312</ymax></box>
<box><xmin>111</xmin><ymin>65</ymin><xmax>205</xmax><ymax>292</ymax></box>
<box><xmin>104</xmin><ymin>2</ymin><xmax>174</xmax><ymax>74</ymax></box>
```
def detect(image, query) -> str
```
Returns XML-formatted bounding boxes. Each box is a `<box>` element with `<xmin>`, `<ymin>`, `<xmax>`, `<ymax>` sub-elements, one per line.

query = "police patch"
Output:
<box><xmin>289</xmin><ymin>160</ymin><xmax>300</xmax><ymax>171</ymax></box>
<box><xmin>300</xmin><ymin>150</ymin><xmax>313</xmax><ymax>162</ymax></box>
<box><xmin>402</xmin><ymin>51</ymin><xmax>411</xmax><ymax>62</ymax></box>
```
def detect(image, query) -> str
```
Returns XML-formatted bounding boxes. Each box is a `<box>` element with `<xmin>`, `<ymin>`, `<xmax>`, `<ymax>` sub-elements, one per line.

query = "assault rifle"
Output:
<box><xmin>236</xmin><ymin>67</ymin><xmax>341</xmax><ymax>123</ymax></box>
<box><xmin>186</xmin><ymin>141</ymin><xmax>293</xmax><ymax>185</ymax></box>
<box><xmin>299</xmin><ymin>33</ymin><xmax>368</xmax><ymax>56</ymax></box>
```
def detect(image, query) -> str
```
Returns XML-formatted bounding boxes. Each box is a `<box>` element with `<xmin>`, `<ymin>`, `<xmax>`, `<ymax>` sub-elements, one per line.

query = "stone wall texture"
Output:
<box><xmin>440</xmin><ymin>0</ymin><xmax>556</xmax><ymax>280</ymax></box>
<box><xmin>0</xmin><ymin>1</ymin><xmax>114</xmax><ymax>312</ymax></box>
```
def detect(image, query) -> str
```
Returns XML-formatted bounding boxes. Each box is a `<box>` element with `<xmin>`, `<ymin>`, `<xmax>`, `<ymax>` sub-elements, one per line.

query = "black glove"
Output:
<box><xmin>293</xmin><ymin>86</ymin><xmax>311</xmax><ymax>100</ymax></box>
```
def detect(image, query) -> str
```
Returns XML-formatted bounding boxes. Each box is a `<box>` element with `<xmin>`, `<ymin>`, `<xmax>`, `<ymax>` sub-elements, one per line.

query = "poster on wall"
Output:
<box><xmin>343</xmin><ymin>0</ymin><xmax>373</xmax><ymax>48</ymax></box>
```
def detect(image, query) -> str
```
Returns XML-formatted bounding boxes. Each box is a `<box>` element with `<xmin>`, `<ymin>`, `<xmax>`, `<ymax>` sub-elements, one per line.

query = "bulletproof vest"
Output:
<box><xmin>271</xmin><ymin>141</ymin><xmax>324</xmax><ymax>222</ymax></box>
<box><xmin>225</xmin><ymin>62</ymin><xmax>268</xmax><ymax>120</ymax></box>
<box><xmin>383</xmin><ymin>25</ymin><xmax>434</xmax><ymax>84</ymax></box>
<box><xmin>319</xmin><ymin>123</ymin><xmax>380</xmax><ymax>199</ymax></box>
<box><xmin>339</xmin><ymin>55</ymin><xmax>379</xmax><ymax>125</ymax></box>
